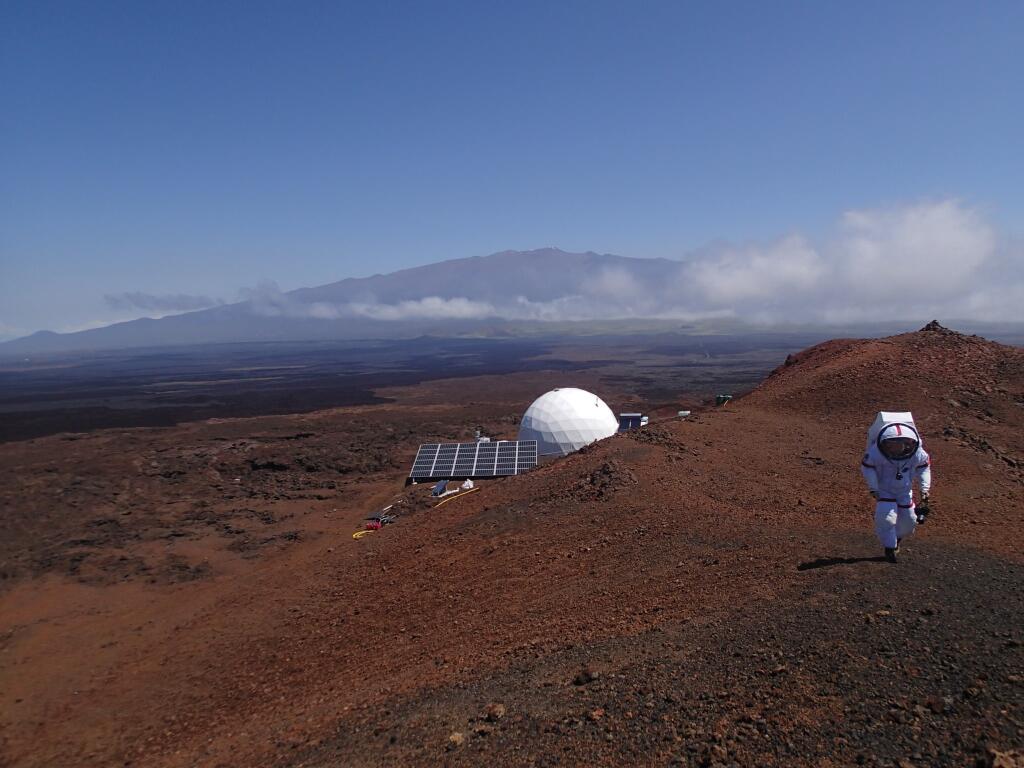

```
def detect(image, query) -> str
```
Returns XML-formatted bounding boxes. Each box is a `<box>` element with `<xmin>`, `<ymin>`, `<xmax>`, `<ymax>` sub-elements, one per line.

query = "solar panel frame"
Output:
<box><xmin>474</xmin><ymin>442</ymin><xmax>497</xmax><ymax>476</ymax></box>
<box><xmin>432</xmin><ymin>443</ymin><xmax>458</xmax><ymax>476</ymax></box>
<box><xmin>407</xmin><ymin>439</ymin><xmax>538</xmax><ymax>483</ymax></box>
<box><xmin>452</xmin><ymin>443</ymin><xmax>477</xmax><ymax>475</ymax></box>
<box><xmin>516</xmin><ymin>441</ymin><xmax>537</xmax><ymax>472</ymax></box>
<box><xmin>409</xmin><ymin>443</ymin><xmax>440</xmax><ymax>479</ymax></box>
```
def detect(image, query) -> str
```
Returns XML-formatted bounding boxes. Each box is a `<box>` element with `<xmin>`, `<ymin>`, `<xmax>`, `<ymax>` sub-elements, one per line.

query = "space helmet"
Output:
<box><xmin>877</xmin><ymin>423</ymin><xmax>920</xmax><ymax>460</ymax></box>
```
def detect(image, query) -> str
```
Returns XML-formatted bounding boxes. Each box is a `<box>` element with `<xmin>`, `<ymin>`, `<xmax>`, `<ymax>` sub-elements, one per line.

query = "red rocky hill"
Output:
<box><xmin>1</xmin><ymin>323</ymin><xmax>1022</xmax><ymax>768</ymax></box>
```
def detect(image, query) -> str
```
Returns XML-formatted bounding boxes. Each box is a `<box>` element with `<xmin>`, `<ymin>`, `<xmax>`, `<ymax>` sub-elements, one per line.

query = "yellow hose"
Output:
<box><xmin>433</xmin><ymin>486</ymin><xmax>480</xmax><ymax>508</ymax></box>
<box><xmin>352</xmin><ymin>529</ymin><xmax>375</xmax><ymax>539</ymax></box>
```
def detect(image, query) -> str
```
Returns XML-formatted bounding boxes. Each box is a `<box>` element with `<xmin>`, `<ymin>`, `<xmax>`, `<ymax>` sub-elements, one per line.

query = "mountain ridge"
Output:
<box><xmin>6</xmin><ymin>249</ymin><xmax>1024</xmax><ymax>355</ymax></box>
<box><xmin>3</xmin><ymin>248</ymin><xmax>682</xmax><ymax>354</ymax></box>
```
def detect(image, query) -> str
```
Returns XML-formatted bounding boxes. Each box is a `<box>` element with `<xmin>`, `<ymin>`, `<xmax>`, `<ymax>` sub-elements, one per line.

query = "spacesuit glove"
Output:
<box><xmin>916</xmin><ymin>495</ymin><xmax>931</xmax><ymax>524</ymax></box>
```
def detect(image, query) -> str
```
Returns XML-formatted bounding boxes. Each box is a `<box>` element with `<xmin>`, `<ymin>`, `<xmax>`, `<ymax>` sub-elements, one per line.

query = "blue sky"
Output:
<box><xmin>2</xmin><ymin>1</ymin><xmax>1023</xmax><ymax>337</ymax></box>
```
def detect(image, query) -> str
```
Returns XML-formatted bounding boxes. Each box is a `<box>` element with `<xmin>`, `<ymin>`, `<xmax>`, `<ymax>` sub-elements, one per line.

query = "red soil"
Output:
<box><xmin>1</xmin><ymin>323</ymin><xmax>1022</xmax><ymax>767</ymax></box>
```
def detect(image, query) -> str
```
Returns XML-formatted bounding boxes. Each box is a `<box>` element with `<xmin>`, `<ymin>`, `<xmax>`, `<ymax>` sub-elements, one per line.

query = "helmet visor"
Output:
<box><xmin>880</xmin><ymin>437</ymin><xmax>917</xmax><ymax>460</ymax></box>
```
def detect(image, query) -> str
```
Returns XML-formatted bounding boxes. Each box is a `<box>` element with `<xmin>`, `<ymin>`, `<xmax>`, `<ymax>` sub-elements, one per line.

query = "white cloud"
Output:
<box><xmin>835</xmin><ymin>200</ymin><xmax>996</xmax><ymax>299</ymax></box>
<box><xmin>685</xmin><ymin>234</ymin><xmax>824</xmax><ymax>304</ymax></box>
<box><xmin>510</xmin><ymin>295</ymin><xmax>592</xmax><ymax>322</ymax></box>
<box><xmin>240</xmin><ymin>282</ymin><xmax>498</xmax><ymax>321</ymax></box>
<box><xmin>670</xmin><ymin>199</ymin><xmax>1019</xmax><ymax>323</ymax></box>
<box><xmin>347</xmin><ymin>296</ymin><xmax>497</xmax><ymax>320</ymax></box>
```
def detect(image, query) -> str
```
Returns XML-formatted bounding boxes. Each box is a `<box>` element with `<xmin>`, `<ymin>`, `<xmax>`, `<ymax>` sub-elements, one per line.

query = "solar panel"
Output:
<box><xmin>407</xmin><ymin>440</ymin><xmax>538</xmax><ymax>483</ymax></box>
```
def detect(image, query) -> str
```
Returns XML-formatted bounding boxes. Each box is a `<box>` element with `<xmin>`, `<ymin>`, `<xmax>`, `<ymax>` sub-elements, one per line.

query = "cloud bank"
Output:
<box><xmin>239</xmin><ymin>200</ymin><xmax>1022</xmax><ymax>325</ymax></box>
<box><xmin>238</xmin><ymin>282</ymin><xmax>499</xmax><ymax>322</ymax></box>
<box><xmin>348</xmin><ymin>297</ymin><xmax>497</xmax><ymax>321</ymax></box>
<box><xmin>664</xmin><ymin>200</ymin><xmax>1020</xmax><ymax>323</ymax></box>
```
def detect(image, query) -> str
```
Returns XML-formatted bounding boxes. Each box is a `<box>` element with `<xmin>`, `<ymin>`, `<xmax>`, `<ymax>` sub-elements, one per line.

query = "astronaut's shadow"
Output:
<box><xmin>797</xmin><ymin>555</ymin><xmax>888</xmax><ymax>571</ymax></box>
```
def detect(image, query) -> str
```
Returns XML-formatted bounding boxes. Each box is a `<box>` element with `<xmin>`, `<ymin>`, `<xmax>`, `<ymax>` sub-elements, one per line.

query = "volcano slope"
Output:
<box><xmin>2</xmin><ymin>323</ymin><xmax>1023</xmax><ymax>768</ymax></box>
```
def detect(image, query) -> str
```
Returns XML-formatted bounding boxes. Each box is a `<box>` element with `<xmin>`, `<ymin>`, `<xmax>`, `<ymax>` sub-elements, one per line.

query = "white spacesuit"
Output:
<box><xmin>860</xmin><ymin>414</ymin><xmax>932</xmax><ymax>563</ymax></box>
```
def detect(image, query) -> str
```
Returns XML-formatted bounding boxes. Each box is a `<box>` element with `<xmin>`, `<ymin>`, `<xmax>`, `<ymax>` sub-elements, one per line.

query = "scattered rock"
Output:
<box><xmin>984</xmin><ymin>748</ymin><xmax>1024</xmax><ymax>768</ymax></box>
<box><xmin>563</xmin><ymin>460</ymin><xmax>638</xmax><ymax>501</ymax></box>
<box><xmin>447</xmin><ymin>731</ymin><xmax>465</xmax><ymax>749</ymax></box>
<box><xmin>706</xmin><ymin>743</ymin><xmax>728</xmax><ymax>762</ymax></box>
<box><xmin>484</xmin><ymin>703</ymin><xmax>506</xmax><ymax>722</ymax></box>
<box><xmin>926</xmin><ymin>696</ymin><xmax>950</xmax><ymax>714</ymax></box>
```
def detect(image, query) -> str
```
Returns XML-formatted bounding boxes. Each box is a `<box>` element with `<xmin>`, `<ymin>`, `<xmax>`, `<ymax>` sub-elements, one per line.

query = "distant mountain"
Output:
<box><xmin>5</xmin><ymin>248</ymin><xmax>1023</xmax><ymax>356</ymax></box>
<box><xmin>1</xmin><ymin>249</ymin><xmax>686</xmax><ymax>354</ymax></box>
<box><xmin>289</xmin><ymin>248</ymin><xmax>677</xmax><ymax>306</ymax></box>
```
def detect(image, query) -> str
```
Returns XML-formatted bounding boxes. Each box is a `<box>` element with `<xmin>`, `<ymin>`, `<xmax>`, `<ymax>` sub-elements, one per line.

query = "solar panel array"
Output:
<box><xmin>408</xmin><ymin>440</ymin><xmax>538</xmax><ymax>482</ymax></box>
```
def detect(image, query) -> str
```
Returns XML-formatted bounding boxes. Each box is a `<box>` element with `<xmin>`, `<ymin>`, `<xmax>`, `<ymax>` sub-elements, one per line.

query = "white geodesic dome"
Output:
<box><xmin>518</xmin><ymin>387</ymin><xmax>618</xmax><ymax>456</ymax></box>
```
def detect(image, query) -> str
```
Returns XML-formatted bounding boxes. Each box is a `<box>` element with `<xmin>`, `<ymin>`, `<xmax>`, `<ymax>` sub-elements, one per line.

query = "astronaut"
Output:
<box><xmin>860</xmin><ymin>420</ymin><xmax>931</xmax><ymax>563</ymax></box>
